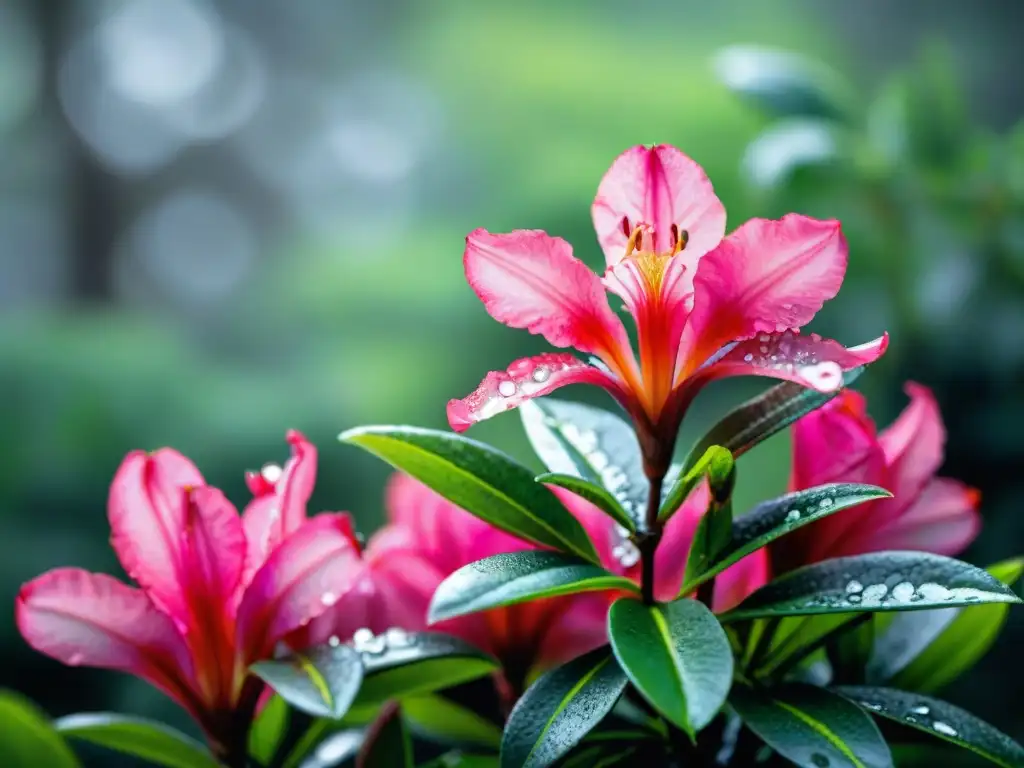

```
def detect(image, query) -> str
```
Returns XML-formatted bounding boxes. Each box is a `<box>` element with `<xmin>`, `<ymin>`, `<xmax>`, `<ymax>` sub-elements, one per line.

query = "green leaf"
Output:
<box><xmin>827</xmin><ymin>615</ymin><xmax>875</xmax><ymax>685</ymax></box>
<box><xmin>54</xmin><ymin>713</ymin><xmax>216</xmax><ymax>768</ymax></box>
<box><xmin>678</xmin><ymin>369</ymin><xmax>863</xmax><ymax>478</ymax></box>
<box><xmin>404</xmin><ymin>695</ymin><xmax>501</xmax><ymax>750</ymax></box>
<box><xmin>536</xmin><ymin>473</ymin><xmax>635</xmax><ymax>533</ymax></box>
<box><xmin>521</xmin><ymin>399</ymin><xmax>646</xmax><ymax>529</ymax></box>
<box><xmin>837</xmin><ymin>687</ymin><xmax>1024</xmax><ymax>768</ymax></box>
<box><xmin>730</xmin><ymin>683</ymin><xmax>892</xmax><ymax>768</ymax></box>
<box><xmin>355</xmin><ymin>631</ymin><xmax>499</xmax><ymax>706</ymax></box>
<box><xmin>659</xmin><ymin>444</ymin><xmax>733</xmax><ymax>524</ymax></box>
<box><xmin>607</xmin><ymin>598</ymin><xmax>733</xmax><ymax>736</ymax></box>
<box><xmin>714</xmin><ymin>45</ymin><xmax>855</xmax><ymax>121</ymax></box>
<box><xmin>297</xmin><ymin>728</ymin><xmax>364</xmax><ymax>768</ymax></box>
<box><xmin>682</xmin><ymin>484</ymin><xmax>891</xmax><ymax>597</ymax></box>
<box><xmin>743</xmin><ymin>118</ymin><xmax>846</xmax><ymax>189</ymax></box>
<box><xmin>874</xmin><ymin>557</ymin><xmax>1024</xmax><ymax>692</ymax></box>
<box><xmin>429</xmin><ymin>551</ymin><xmax>640</xmax><ymax>623</ymax></box>
<box><xmin>724</xmin><ymin>552</ymin><xmax>1021</xmax><ymax>622</ymax></box>
<box><xmin>0</xmin><ymin>691</ymin><xmax>80</xmax><ymax>768</ymax></box>
<box><xmin>340</xmin><ymin>425</ymin><xmax>598</xmax><ymax>561</ymax></box>
<box><xmin>252</xmin><ymin>643</ymin><xmax>364</xmax><ymax>719</ymax></box>
<box><xmin>249</xmin><ymin>694</ymin><xmax>289</xmax><ymax>766</ymax></box>
<box><xmin>501</xmin><ymin>646</ymin><xmax>627</xmax><ymax>768</ymax></box>
<box><xmin>356</xmin><ymin>704</ymin><xmax>412</xmax><ymax>768</ymax></box>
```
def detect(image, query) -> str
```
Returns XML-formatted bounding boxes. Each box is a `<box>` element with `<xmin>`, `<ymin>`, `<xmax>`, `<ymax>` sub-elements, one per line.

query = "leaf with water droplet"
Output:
<box><xmin>252</xmin><ymin>643</ymin><xmax>364</xmax><ymax>719</ymax></box>
<box><xmin>608</xmin><ymin>598</ymin><xmax>733</xmax><ymax>737</ymax></box>
<box><xmin>536</xmin><ymin>473</ymin><xmax>636</xmax><ymax>533</ymax></box>
<box><xmin>521</xmin><ymin>399</ymin><xmax>647</xmax><ymax>529</ymax></box>
<box><xmin>680</xmin><ymin>484</ymin><xmax>890</xmax><ymax>599</ymax></box>
<box><xmin>837</xmin><ymin>687</ymin><xmax>1024</xmax><ymax>768</ymax></box>
<box><xmin>355</xmin><ymin>632</ymin><xmax>500</xmax><ymax>707</ymax></box>
<box><xmin>730</xmin><ymin>683</ymin><xmax>893</xmax><ymax>768</ymax></box>
<box><xmin>501</xmin><ymin>645</ymin><xmax>628</xmax><ymax>768</ymax></box>
<box><xmin>429</xmin><ymin>550</ymin><xmax>640</xmax><ymax>624</ymax></box>
<box><xmin>340</xmin><ymin>425</ymin><xmax>599</xmax><ymax>562</ymax></box>
<box><xmin>723</xmin><ymin>552</ymin><xmax>1021</xmax><ymax>623</ymax></box>
<box><xmin>872</xmin><ymin>557</ymin><xmax>1024</xmax><ymax>693</ymax></box>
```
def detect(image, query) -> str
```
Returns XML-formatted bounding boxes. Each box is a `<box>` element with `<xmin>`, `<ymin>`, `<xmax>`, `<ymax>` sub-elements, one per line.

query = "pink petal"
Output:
<box><xmin>670</xmin><ymin>331</ymin><xmax>889</xmax><ymax>422</ymax></box>
<box><xmin>591</xmin><ymin>144</ymin><xmax>726</xmax><ymax>267</ymax></box>
<box><xmin>535</xmin><ymin>594</ymin><xmax>611</xmax><ymax>668</ymax></box>
<box><xmin>845</xmin><ymin>479</ymin><xmax>981</xmax><ymax>558</ymax></box>
<box><xmin>289</xmin><ymin>571</ymin><xmax>387</xmax><ymax>650</ymax></box>
<box><xmin>242</xmin><ymin>431</ymin><xmax>318</xmax><ymax>581</ymax></box>
<box><xmin>16</xmin><ymin>568</ymin><xmax>198</xmax><ymax>717</ymax></box>
<box><xmin>879</xmin><ymin>383</ymin><xmax>946</xmax><ymax>509</ymax></box>
<box><xmin>712</xmin><ymin>550</ymin><xmax>771</xmax><ymax>614</ymax></box>
<box><xmin>678</xmin><ymin>214</ymin><xmax>848</xmax><ymax>378</ymax></box>
<box><xmin>446</xmin><ymin>352</ymin><xmax>632</xmax><ymax>433</ymax></box>
<box><xmin>108</xmin><ymin>449</ymin><xmax>205</xmax><ymax>621</ymax></box>
<box><xmin>464</xmin><ymin>229</ymin><xmax>635</xmax><ymax>368</ymax></box>
<box><xmin>236</xmin><ymin>513</ymin><xmax>363</xmax><ymax>665</ymax></box>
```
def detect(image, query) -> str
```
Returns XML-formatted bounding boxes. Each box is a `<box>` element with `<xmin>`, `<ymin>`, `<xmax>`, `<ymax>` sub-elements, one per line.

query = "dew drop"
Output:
<box><xmin>261</xmin><ymin>463</ymin><xmax>283</xmax><ymax>484</ymax></box>
<box><xmin>818</xmin><ymin>497</ymin><xmax>834</xmax><ymax>509</ymax></box>
<box><xmin>612</xmin><ymin>541</ymin><xmax>641</xmax><ymax>568</ymax></box>
<box><xmin>321</xmin><ymin>591</ymin><xmax>339</xmax><ymax>606</ymax></box>
<box><xmin>743</xmin><ymin>353</ymin><xmax>754</xmax><ymax>362</ymax></box>
<box><xmin>891</xmin><ymin>582</ymin><xmax>915</xmax><ymax>603</ymax></box>
<box><xmin>811</xmin><ymin>753</ymin><xmax>830</xmax><ymax>767</ymax></box>
<box><xmin>932</xmin><ymin>721</ymin><xmax>958</xmax><ymax>737</ymax></box>
<box><xmin>848</xmin><ymin>594</ymin><xmax>862</xmax><ymax>604</ymax></box>
<box><xmin>861</xmin><ymin>702</ymin><xmax>884</xmax><ymax>712</ymax></box>
<box><xmin>328</xmin><ymin>635</ymin><xmax>341</xmax><ymax>647</ymax></box>
<box><xmin>861</xmin><ymin>583</ymin><xmax>889</xmax><ymax>604</ymax></box>
<box><xmin>804</xmin><ymin>361</ymin><xmax>843</xmax><ymax>390</ymax></box>
<box><xmin>531</xmin><ymin>366</ymin><xmax>550</xmax><ymax>383</ymax></box>
<box><xmin>785</xmin><ymin>509</ymin><xmax>801</xmax><ymax>523</ymax></box>
<box><xmin>497</xmin><ymin>380</ymin><xmax>517</xmax><ymax>397</ymax></box>
<box><xmin>917</xmin><ymin>583</ymin><xmax>953</xmax><ymax>602</ymax></box>
<box><xmin>910</xmin><ymin>705</ymin><xmax>930</xmax><ymax>716</ymax></box>
<box><xmin>845</xmin><ymin>580</ymin><xmax>864</xmax><ymax>594</ymax></box>
<box><xmin>385</xmin><ymin>627</ymin><xmax>412</xmax><ymax>648</ymax></box>
<box><xmin>352</xmin><ymin>627</ymin><xmax>374</xmax><ymax>649</ymax></box>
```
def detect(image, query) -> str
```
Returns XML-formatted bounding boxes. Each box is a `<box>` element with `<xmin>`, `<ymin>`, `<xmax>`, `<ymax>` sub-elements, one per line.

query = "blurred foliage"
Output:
<box><xmin>1</xmin><ymin>0</ymin><xmax>1022</xmax><ymax>762</ymax></box>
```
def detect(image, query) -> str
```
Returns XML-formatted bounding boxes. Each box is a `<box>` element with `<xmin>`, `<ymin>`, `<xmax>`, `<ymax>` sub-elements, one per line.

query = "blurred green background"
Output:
<box><xmin>2</xmin><ymin>0</ymin><xmax>1023</xmax><ymax>759</ymax></box>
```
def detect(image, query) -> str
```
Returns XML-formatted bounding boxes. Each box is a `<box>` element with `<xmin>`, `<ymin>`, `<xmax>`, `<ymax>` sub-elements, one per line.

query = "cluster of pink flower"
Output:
<box><xmin>15</xmin><ymin>145</ymin><xmax>981</xmax><ymax>750</ymax></box>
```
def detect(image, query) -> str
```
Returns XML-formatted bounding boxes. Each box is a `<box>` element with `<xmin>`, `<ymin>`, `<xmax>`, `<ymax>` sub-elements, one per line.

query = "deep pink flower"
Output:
<box><xmin>15</xmin><ymin>431</ymin><xmax>363</xmax><ymax>754</ymax></box>
<box><xmin>447</xmin><ymin>144</ymin><xmax>887</xmax><ymax>466</ymax></box>
<box><xmin>771</xmin><ymin>384</ymin><xmax>981</xmax><ymax>571</ymax></box>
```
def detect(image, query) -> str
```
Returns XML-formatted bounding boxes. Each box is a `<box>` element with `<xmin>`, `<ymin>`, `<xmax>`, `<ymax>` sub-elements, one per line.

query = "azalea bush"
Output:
<box><xmin>8</xmin><ymin>143</ymin><xmax>1024</xmax><ymax>768</ymax></box>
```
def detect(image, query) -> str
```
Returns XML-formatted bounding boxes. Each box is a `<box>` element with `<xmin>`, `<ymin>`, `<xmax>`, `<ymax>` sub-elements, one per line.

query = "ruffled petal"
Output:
<box><xmin>236</xmin><ymin>514</ymin><xmax>363</xmax><ymax>665</ymax></box>
<box><xmin>15</xmin><ymin>569</ymin><xmax>198</xmax><ymax>717</ymax></box>
<box><xmin>464</xmin><ymin>229</ymin><xmax>635</xmax><ymax>369</ymax></box>
<box><xmin>864</xmin><ymin>478</ymin><xmax>980</xmax><ymax>556</ymax></box>
<box><xmin>591</xmin><ymin>144</ymin><xmax>726</xmax><ymax>267</ymax></box>
<box><xmin>670</xmin><ymin>331</ymin><xmax>889</xmax><ymax>423</ymax></box>
<box><xmin>242</xmin><ymin>431</ymin><xmax>318</xmax><ymax>582</ymax></box>
<box><xmin>108</xmin><ymin>449</ymin><xmax>205</xmax><ymax>621</ymax></box>
<box><xmin>446</xmin><ymin>352</ymin><xmax>632</xmax><ymax>433</ymax></box>
<box><xmin>712</xmin><ymin>550</ymin><xmax>771</xmax><ymax>614</ymax></box>
<box><xmin>678</xmin><ymin>214</ymin><xmax>848</xmax><ymax>379</ymax></box>
<box><xmin>879</xmin><ymin>383</ymin><xmax>946</xmax><ymax>509</ymax></box>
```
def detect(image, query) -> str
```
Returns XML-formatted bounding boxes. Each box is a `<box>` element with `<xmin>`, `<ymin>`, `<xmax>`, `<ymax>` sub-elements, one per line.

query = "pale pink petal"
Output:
<box><xmin>843</xmin><ymin>479</ymin><xmax>981</xmax><ymax>558</ymax></box>
<box><xmin>236</xmin><ymin>514</ymin><xmax>363</xmax><ymax>664</ymax></box>
<box><xmin>678</xmin><ymin>214</ymin><xmax>848</xmax><ymax>379</ymax></box>
<box><xmin>669</xmin><ymin>331</ymin><xmax>889</xmax><ymax>425</ymax></box>
<box><xmin>712</xmin><ymin>551</ymin><xmax>770</xmax><ymax>613</ymax></box>
<box><xmin>879</xmin><ymin>383</ymin><xmax>946</xmax><ymax>509</ymax></box>
<box><xmin>16</xmin><ymin>569</ymin><xmax>198</xmax><ymax>716</ymax></box>
<box><xmin>591</xmin><ymin>144</ymin><xmax>726</xmax><ymax>267</ymax></box>
<box><xmin>108</xmin><ymin>449</ymin><xmax>205</xmax><ymax>621</ymax></box>
<box><xmin>446</xmin><ymin>352</ymin><xmax>633</xmax><ymax>433</ymax></box>
<box><xmin>464</xmin><ymin>229</ymin><xmax>636</xmax><ymax>367</ymax></box>
<box><xmin>242</xmin><ymin>431</ymin><xmax>318</xmax><ymax>581</ymax></box>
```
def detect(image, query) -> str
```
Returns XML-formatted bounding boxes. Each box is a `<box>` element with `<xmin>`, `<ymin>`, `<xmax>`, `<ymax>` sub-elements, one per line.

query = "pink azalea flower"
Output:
<box><xmin>771</xmin><ymin>384</ymin><xmax>982</xmax><ymax>572</ymax></box>
<box><xmin>447</xmin><ymin>144</ymin><xmax>887</xmax><ymax>470</ymax></box>
<box><xmin>15</xmin><ymin>431</ymin><xmax>364</xmax><ymax>758</ymax></box>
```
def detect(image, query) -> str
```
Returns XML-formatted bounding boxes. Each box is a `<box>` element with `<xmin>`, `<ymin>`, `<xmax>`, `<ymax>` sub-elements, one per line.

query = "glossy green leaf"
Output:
<box><xmin>404</xmin><ymin>695</ymin><xmax>501</xmax><ymax>750</ymax></box>
<box><xmin>249</xmin><ymin>694</ymin><xmax>289</xmax><ymax>766</ymax></box>
<box><xmin>874</xmin><ymin>557</ymin><xmax>1024</xmax><ymax>692</ymax></box>
<box><xmin>714</xmin><ymin>45</ymin><xmax>855</xmax><ymax>121</ymax></box>
<box><xmin>340</xmin><ymin>425</ymin><xmax>598</xmax><ymax>561</ymax></box>
<box><xmin>521</xmin><ymin>399</ymin><xmax>647</xmax><ymax>529</ymax></box>
<box><xmin>0</xmin><ymin>691</ymin><xmax>79</xmax><ymax>768</ymax></box>
<box><xmin>684</xmin><ymin>498</ymin><xmax>733</xmax><ymax>587</ymax></box>
<box><xmin>55</xmin><ymin>713</ymin><xmax>216</xmax><ymax>768</ymax></box>
<box><xmin>252</xmin><ymin>643</ymin><xmax>364</xmax><ymax>719</ymax></box>
<box><xmin>536</xmin><ymin>473</ymin><xmax>635</xmax><ymax>533</ymax></box>
<box><xmin>356</xmin><ymin>704</ymin><xmax>412</xmax><ymax>768</ymax></box>
<box><xmin>659</xmin><ymin>444</ymin><xmax>733</xmax><ymax>524</ymax></box>
<box><xmin>355</xmin><ymin>631</ymin><xmax>499</xmax><ymax>706</ymax></box>
<box><xmin>678</xmin><ymin>369</ymin><xmax>864</xmax><ymax>479</ymax></box>
<box><xmin>429</xmin><ymin>551</ymin><xmax>639</xmax><ymax>623</ymax></box>
<box><xmin>682</xmin><ymin>484</ymin><xmax>890</xmax><ymax>597</ymax></box>
<box><xmin>297</xmin><ymin>728</ymin><xmax>364</xmax><ymax>768</ymax></box>
<box><xmin>730</xmin><ymin>683</ymin><xmax>892</xmax><ymax>768</ymax></box>
<box><xmin>837</xmin><ymin>687</ymin><xmax>1024</xmax><ymax>768</ymax></box>
<box><xmin>607</xmin><ymin>598</ymin><xmax>732</xmax><ymax>735</ymax></box>
<box><xmin>501</xmin><ymin>646</ymin><xmax>627</xmax><ymax>768</ymax></box>
<box><xmin>724</xmin><ymin>552</ymin><xmax>1021</xmax><ymax>622</ymax></box>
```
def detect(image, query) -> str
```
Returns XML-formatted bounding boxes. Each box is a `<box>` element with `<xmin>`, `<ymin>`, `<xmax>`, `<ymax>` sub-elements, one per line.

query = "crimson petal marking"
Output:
<box><xmin>446</xmin><ymin>353</ymin><xmax>630</xmax><ymax>433</ymax></box>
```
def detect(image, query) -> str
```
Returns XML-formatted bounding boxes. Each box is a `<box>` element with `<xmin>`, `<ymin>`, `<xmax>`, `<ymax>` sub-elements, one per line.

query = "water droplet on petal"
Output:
<box><xmin>804</xmin><ymin>361</ymin><xmax>843</xmax><ymax>390</ymax></box>
<box><xmin>932</xmin><ymin>721</ymin><xmax>958</xmax><ymax>737</ymax></box>
<box><xmin>497</xmin><ymin>380</ymin><xmax>517</xmax><ymax>397</ymax></box>
<box><xmin>352</xmin><ymin>627</ymin><xmax>374</xmax><ymax>649</ymax></box>
<box><xmin>743</xmin><ymin>353</ymin><xmax>754</xmax><ymax>362</ymax></box>
<box><xmin>321</xmin><ymin>591</ymin><xmax>339</xmax><ymax>607</ymax></box>
<box><xmin>261</xmin><ymin>463</ymin><xmax>283</xmax><ymax>484</ymax></box>
<box><xmin>385</xmin><ymin>627</ymin><xmax>412</xmax><ymax>648</ymax></box>
<box><xmin>845</xmin><ymin>580</ymin><xmax>864</xmax><ymax>594</ymax></box>
<box><xmin>328</xmin><ymin>635</ymin><xmax>341</xmax><ymax>647</ymax></box>
<box><xmin>531</xmin><ymin>366</ymin><xmax>550</xmax><ymax>383</ymax></box>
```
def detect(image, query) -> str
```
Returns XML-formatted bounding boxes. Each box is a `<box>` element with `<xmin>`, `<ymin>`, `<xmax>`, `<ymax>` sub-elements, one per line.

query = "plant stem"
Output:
<box><xmin>640</xmin><ymin>473</ymin><xmax>664</xmax><ymax>604</ymax></box>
